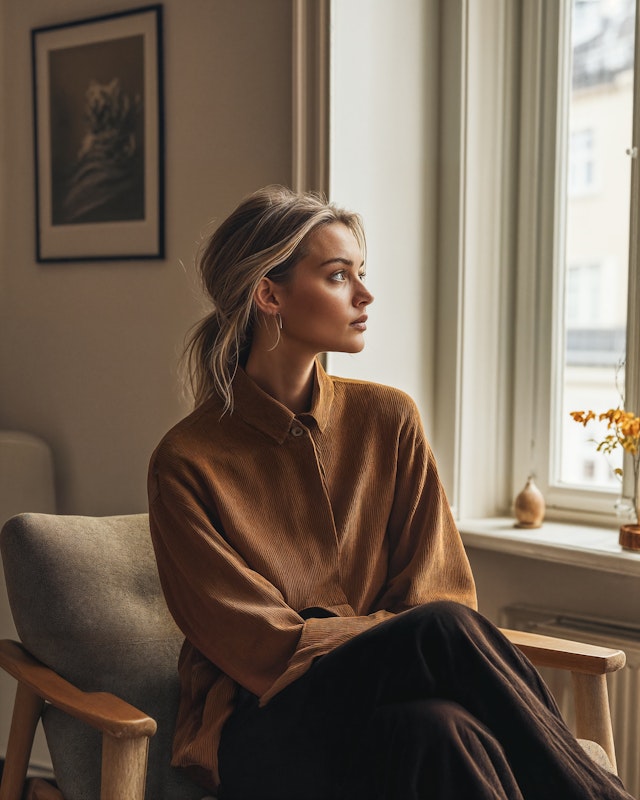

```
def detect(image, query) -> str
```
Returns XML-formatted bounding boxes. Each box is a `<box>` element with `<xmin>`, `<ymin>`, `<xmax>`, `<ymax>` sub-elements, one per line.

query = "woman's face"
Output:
<box><xmin>276</xmin><ymin>221</ymin><xmax>374</xmax><ymax>358</ymax></box>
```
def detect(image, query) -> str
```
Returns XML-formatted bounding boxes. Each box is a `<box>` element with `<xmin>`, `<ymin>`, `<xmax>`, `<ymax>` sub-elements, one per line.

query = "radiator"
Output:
<box><xmin>500</xmin><ymin>604</ymin><xmax>640</xmax><ymax>799</ymax></box>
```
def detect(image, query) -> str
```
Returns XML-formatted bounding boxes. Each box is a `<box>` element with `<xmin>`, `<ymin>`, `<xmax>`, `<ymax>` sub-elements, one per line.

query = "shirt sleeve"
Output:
<box><xmin>148</xmin><ymin>445</ymin><xmax>394</xmax><ymax>704</ymax></box>
<box><xmin>373</xmin><ymin>399</ymin><xmax>478</xmax><ymax>614</ymax></box>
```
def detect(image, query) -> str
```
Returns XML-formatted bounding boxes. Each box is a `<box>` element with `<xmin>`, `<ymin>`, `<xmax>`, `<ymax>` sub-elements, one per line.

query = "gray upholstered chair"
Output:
<box><xmin>0</xmin><ymin>513</ymin><xmax>207</xmax><ymax>800</ymax></box>
<box><xmin>0</xmin><ymin>513</ymin><xmax>625</xmax><ymax>800</ymax></box>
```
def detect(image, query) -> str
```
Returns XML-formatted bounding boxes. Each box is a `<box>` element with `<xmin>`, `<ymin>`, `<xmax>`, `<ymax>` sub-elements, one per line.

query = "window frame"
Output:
<box><xmin>513</xmin><ymin>0</ymin><xmax>640</xmax><ymax>524</ymax></box>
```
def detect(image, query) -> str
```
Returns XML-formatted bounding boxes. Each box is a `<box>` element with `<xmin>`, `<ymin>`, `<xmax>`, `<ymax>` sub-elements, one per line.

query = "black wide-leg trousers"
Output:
<box><xmin>218</xmin><ymin>601</ymin><xmax>632</xmax><ymax>800</ymax></box>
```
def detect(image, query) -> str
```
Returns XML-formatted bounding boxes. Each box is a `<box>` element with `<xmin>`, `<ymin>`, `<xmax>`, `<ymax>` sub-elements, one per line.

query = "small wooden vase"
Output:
<box><xmin>619</xmin><ymin>524</ymin><xmax>640</xmax><ymax>552</ymax></box>
<box><xmin>514</xmin><ymin>476</ymin><xmax>545</xmax><ymax>529</ymax></box>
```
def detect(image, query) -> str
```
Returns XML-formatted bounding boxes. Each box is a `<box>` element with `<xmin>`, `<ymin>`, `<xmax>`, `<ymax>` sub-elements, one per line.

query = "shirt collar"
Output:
<box><xmin>300</xmin><ymin>360</ymin><xmax>334</xmax><ymax>433</ymax></box>
<box><xmin>231</xmin><ymin>359</ymin><xmax>334</xmax><ymax>443</ymax></box>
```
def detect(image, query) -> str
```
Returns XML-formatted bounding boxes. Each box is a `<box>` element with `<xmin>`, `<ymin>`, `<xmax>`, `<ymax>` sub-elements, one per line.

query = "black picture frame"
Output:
<box><xmin>31</xmin><ymin>5</ymin><xmax>164</xmax><ymax>262</ymax></box>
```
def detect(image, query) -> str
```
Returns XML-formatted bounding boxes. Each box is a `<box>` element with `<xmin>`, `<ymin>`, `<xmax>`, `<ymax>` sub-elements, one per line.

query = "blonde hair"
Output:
<box><xmin>185</xmin><ymin>185</ymin><xmax>365</xmax><ymax>412</ymax></box>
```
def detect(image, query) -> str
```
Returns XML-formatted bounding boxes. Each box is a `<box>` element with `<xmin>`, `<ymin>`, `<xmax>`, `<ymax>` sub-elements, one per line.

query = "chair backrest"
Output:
<box><xmin>0</xmin><ymin>512</ymin><xmax>205</xmax><ymax>800</ymax></box>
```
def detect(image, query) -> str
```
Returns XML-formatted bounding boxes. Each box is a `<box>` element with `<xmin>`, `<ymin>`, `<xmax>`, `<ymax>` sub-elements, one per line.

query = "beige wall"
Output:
<box><xmin>328</xmin><ymin>0</ymin><xmax>438</xmax><ymax>436</ymax></box>
<box><xmin>0</xmin><ymin>0</ymin><xmax>293</xmax><ymax>514</ymax></box>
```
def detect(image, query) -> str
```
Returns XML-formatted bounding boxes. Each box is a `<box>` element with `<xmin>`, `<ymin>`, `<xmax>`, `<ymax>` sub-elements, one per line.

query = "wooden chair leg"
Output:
<box><xmin>100</xmin><ymin>735</ymin><xmax>149</xmax><ymax>800</ymax></box>
<box><xmin>0</xmin><ymin>682</ymin><xmax>45</xmax><ymax>800</ymax></box>
<box><xmin>572</xmin><ymin>672</ymin><xmax>617</xmax><ymax>773</ymax></box>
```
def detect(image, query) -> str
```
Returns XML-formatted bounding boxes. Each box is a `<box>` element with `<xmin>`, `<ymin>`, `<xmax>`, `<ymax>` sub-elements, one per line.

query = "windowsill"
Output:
<box><xmin>458</xmin><ymin>517</ymin><xmax>640</xmax><ymax>577</ymax></box>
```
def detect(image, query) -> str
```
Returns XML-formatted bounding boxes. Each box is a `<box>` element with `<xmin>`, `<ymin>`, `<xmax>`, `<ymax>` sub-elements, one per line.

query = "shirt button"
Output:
<box><xmin>291</xmin><ymin>425</ymin><xmax>304</xmax><ymax>437</ymax></box>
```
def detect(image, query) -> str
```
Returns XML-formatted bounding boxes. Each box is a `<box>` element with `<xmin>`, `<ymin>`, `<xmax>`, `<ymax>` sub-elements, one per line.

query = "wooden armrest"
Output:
<box><xmin>0</xmin><ymin>640</ymin><xmax>157</xmax><ymax>739</ymax></box>
<box><xmin>501</xmin><ymin>628</ymin><xmax>626</xmax><ymax>675</ymax></box>
<box><xmin>502</xmin><ymin>628</ymin><xmax>624</xmax><ymax>769</ymax></box>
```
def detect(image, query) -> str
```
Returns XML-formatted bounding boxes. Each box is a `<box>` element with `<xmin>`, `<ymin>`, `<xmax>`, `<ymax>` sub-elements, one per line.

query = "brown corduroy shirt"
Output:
<box><xmin>148</xmin><ymin>361</ymin><xmax>477</xmax><ymax>790</ymax></box>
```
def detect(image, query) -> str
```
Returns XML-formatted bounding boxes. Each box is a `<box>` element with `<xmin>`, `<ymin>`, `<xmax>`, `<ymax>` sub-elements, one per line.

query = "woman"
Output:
<box><xmin>148</xmin><ymin>186</ymin><xmax>631</xmax><ymax>800</ymax></box>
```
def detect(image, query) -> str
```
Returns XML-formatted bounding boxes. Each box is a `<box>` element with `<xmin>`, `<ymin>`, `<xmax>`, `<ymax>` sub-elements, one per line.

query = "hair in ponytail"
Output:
<box><xmin>184</xmin><ymin>185</ymin><xmax>365</xmax><ymax>413</ymax></box>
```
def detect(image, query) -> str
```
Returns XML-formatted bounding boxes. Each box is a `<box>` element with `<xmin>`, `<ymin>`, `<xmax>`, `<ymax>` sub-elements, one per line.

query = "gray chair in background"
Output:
<box><xmin>0</xmin><ymin>513</ymin><xmax>205</xmax><ymax>800</ymax></box>
<box><xmin>0</xmin><ymin>431</ymin><xmax>57</xmax><ymax>774</ymax></box>
<box><xmin>0</xmin><ymin>512</ymin><xmax>626</xmax><ymax>800</ymax></box>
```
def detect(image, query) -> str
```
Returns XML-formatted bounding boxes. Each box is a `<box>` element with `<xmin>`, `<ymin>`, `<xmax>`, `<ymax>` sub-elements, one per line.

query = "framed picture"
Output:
<box><xmin>31</xmin><ymin>5</ymin><xmax>164</xmax><ymax>262</ymax></box>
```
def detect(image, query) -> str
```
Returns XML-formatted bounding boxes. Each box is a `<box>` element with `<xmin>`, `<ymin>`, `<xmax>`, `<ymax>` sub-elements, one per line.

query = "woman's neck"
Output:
<box><xmin>244</xmin><ymin>349</ymin><xmax>316</xmax><ymax>415</ymax></box>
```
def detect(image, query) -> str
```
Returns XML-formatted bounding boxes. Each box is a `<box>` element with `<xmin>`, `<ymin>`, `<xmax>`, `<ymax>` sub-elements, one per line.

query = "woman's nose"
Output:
<box><xmin>357</xmin><ymin>286</ymin><xmax>374</xmax><ymax>306</ymax></box>
<box><xmin>354</xmin><ymin>279</ymin><xmax>374</xmax><ymax>306</ymax></box>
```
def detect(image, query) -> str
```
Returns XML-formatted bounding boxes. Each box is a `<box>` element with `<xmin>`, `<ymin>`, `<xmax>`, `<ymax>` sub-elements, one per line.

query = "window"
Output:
<box><xmin>568</xmin><ymin>129</ymin><xmax>596</xmax><ymax>195</ymax></box>
<box><xmin>565</xmin><ymin>262</ymin><xmax>602</xmax><ymax>325</ymax></box>
<box><xmin>514</xmin><ymin>0</ymin><xmax>640</xmax><ymax>522</ymax></box>
<box><xmin>558</xmin><ymin>0</ymin><xmax>633</xmax><ymax>500</ymax></box>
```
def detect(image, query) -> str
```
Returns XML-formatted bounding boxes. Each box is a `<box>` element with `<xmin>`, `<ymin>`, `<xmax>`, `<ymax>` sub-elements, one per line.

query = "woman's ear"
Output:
<box><xmin>253</xmin><ymin>278</ymin><xmax>281</xmax><ymax>316</ymax></box>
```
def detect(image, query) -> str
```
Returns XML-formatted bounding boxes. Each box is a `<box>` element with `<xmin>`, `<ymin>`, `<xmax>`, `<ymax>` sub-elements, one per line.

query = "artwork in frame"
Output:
<box><xmin>31</xmin><ymin>5</ymin><xmax>164</xmax><ymax>262</ymax></box>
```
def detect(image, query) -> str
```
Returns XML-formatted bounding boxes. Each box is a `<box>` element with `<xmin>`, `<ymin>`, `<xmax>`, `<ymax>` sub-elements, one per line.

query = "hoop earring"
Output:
<box><xmin>267</xmin><ymin>313</ymin><xmax>282</xmax><ymax>351</ymax></box>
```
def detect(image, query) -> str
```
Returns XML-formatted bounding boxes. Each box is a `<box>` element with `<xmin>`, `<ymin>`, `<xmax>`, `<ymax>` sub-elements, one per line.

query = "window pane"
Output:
<box><xmin>558</xmin><ymin>0</ymin><xmax>634</xmax><ymax>492</ymax></box>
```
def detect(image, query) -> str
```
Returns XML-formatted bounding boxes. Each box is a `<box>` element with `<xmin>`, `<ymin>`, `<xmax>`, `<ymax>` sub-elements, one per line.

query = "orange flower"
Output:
<box><xmin>570</xmin><ymin>410</ymin><xmax>596</xmax><ymax>426</ymax></box>
<box><xmin>571</xmin><ymin>407</ymin><xmax>640</xmax><ymax>458</ymax></box>
<box><xmin>571</xmin><ymin>404</ymin><xmax>640</xmax><ymax>523</ymax></box>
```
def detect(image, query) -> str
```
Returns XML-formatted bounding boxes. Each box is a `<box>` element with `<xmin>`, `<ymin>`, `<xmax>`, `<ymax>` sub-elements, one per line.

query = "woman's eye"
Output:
<box><xmin>358</xmin><ymin>272</ymin><xmax>367</xmax><ymax>282</ymax></box>
<box><xmin>330</xmin><ymin>270</ymin><xmax>347</xmax><ymax>282</ymax></box>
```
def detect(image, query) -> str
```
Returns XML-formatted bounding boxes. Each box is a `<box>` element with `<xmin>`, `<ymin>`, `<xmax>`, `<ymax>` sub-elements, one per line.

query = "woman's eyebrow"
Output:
<box><xmin>318</xmin><ymin>256</ymin><xmax>365</xmax><ymax>267</ymax></box>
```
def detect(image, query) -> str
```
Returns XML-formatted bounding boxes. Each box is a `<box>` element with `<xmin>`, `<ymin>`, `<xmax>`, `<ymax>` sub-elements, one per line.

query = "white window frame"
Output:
<box><xmin>513</xmin><ymin>0</ymin><xmax>640</xmax><ymax>524</ymax></box>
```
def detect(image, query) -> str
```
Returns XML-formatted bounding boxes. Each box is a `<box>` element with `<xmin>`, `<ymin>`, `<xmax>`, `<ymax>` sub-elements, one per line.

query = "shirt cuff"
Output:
<box><xmin>259</xmin><ymin>609</ymin><xmax>394</xmax><ymax>705</ymax></box>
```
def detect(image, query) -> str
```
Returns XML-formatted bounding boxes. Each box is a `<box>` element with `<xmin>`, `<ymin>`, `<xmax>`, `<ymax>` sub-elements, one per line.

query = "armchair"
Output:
<box><xmin>0</xmin><ymin>513</ymin><xmax>204</xmax><ymax>800</ymax></box>
<box><xmin>0</xmin><ymin>513</ymin><xmax>625</xmax><ymax>800</ymax></box>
